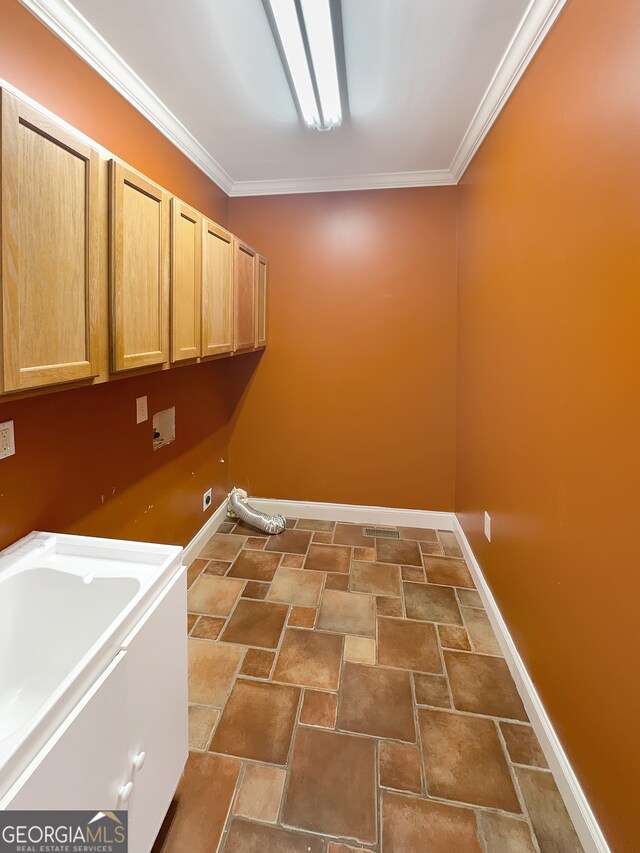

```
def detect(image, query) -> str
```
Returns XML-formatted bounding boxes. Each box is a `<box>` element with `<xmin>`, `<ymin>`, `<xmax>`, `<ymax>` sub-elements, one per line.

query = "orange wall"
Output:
<box><xmin>456</xmin><ymin>0</ymin><xmax>640</xmax><ymax>848</ymax></box>
<box><xmin>0</xmin><ymin>363</ymin><xmax>229</xmax><ymax>550</ymax></box>
<box><xmin>0</xmin><ymin>0</ymin><xmax>232</xmax><ymax>550</ymax></box>
<box><xmin>227</xmin><ymin>188</ymin><xmax>458</xmax><ymax>510</ymax></box>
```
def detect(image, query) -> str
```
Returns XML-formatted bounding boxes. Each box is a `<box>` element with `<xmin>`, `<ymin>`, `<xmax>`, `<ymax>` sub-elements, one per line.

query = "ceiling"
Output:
<box><xmin>20</xmin><ymin>0</ymin><xmax>567</xmax><ymax>195</ymax></box>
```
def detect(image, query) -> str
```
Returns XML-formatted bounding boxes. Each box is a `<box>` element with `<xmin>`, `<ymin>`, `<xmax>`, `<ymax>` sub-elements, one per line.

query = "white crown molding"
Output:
<box><xmin>228</xmin><ymin>169</ymin><xmax>456</xmax><ymax>197</ymax></box>
<box><xmin>19</xmin><ymin>0</ymin><xmax>565</xmax><ymax>196</ymax></box>
<box><xmin>18</xmin><ymin>0</ymin><xmax>234</xmax><ymax>194</ymax></box>
<box><xmin>449</xmin><ymin>0</ymin><xmax>568</xmax><ymax>181</ymax></box>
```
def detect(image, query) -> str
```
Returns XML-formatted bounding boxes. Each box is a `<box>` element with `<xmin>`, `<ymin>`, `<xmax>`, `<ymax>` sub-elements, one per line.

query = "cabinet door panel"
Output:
<box><xmin>110</xmin><ymin>161</ymin><xmax>169</xmax><ymax>372</ymax></box>
<box><xmin>234</xmin><ymin>240</ymin><xmax>257</xmax><ymax>353</ymax></box>
<box><xmin>1</xmin><ymin>91</ymin><xmax>100</xmax><ymax>391</ymax></box>
<box><xmin>255</xmin><ymin>254</ymin><xmax>268</xmax><ymax>349</ymax></box>
<box><xmin>0</xmin><ymin>653</ymin><xmax>128</xmax><ymax>810</ymax></box>
<box><xmin>202</xmin><ymin>219</ymin><xmax>233</xmax><ymax>357</ymax></box>
<box><xmin>122</xmin><ymin>567</ymin><xmax>187</xmax><ymax>853</ymax></box>
<box><xmin>171</xmin><ymin>200</ymin><xmax>201</xmax><ymax>362</ymax></box>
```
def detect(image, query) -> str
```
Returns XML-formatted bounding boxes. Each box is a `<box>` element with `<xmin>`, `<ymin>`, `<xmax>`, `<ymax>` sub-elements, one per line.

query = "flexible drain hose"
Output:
<box><xmin>227</xmin><ymin>487</ymin><xmax>286</xmax><ymax>535</ymax></box>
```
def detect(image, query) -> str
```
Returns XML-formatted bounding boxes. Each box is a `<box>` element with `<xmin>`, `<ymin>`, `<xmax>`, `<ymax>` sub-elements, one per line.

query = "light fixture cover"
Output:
<box><xmin>299</xmin><ymin>0</ymin><xmax>342</xmax><ymax>129</ymax></box>
<box><xmin>265</xmin><ymin>0</ymin><xmax>343</xmax><ymax>130</ymax></box>
<box><xmin>267</xmin><ymin>0</ymin><xmax>320</xmax><ymax>127</ymax></box>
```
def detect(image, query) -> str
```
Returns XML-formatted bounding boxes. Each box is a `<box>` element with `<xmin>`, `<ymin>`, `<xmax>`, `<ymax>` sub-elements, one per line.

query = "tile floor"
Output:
<box><xmin>153</xmin><ymin>518</ymin><xmax>583</xmax><ymax>853</ymax></box>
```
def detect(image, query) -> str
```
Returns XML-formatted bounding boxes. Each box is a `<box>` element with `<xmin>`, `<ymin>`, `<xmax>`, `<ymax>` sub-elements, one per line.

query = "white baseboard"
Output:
<box><xmin>453</xmin><ymin>517</ymin><xmax>610</xmax><ymax>853</ymax></box>
<box><xmin>181</xmin><ymin>494</ymin><xmax>608</xmax><ymax>852</ymax></box>
<box><xmin>246</xmin><ymin>497</ymin><xmax>456</xmax><ymax>531</ymax></box>
<box><xmin>182</xmin><ymin>498</ymin><xmax>229</xmax><ymax>566</ymax></box>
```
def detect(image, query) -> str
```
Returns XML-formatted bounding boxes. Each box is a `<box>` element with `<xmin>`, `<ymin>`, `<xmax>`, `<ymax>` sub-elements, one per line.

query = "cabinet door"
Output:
<box><xmin>121</xmin><ymin>567</ymin><xmax>187</xmax><ymax>853</ymax></box>
<box><xmin>0</xmin><ymin>90</ymin><xmax>100</xmax><ymax>392</ymax></box>
<box><xmin>0</xmin><ymin>652</ymin><xmax>129</xmax><ymax>810</ymax></box>
<box><xmin>171</xmin><ymin>199</ymin><xmax>201</xmax><ymax>362</ymax></box>
<box><xmin>110</xmin><ymin>161</ymin><xmax>169</xmax><ymax>372</ymax></box>
<box><xmin>234</xmin><ymin>240</ymin><xmax>257</xmax><ymax>353</ymax></box>
<box><xmin>201</xmin><ymin>219</ymin><xmax>234</xmax><ymax>357</ymax></box>
<box><xmin>255</xmin><ymin>254</ymin><xmax>268</xmax><ymax>349</ymax></box>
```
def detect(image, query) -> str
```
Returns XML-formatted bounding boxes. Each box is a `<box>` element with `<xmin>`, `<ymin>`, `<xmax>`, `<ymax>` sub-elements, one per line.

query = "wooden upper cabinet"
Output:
<box><xmin>255</xmin><ymin>255</ymin><xmax>268</xmax><ymax>349</ymax></box>
<box><xmin>233</xmin><ymin>240</ymin><xmax>257</xmax><ymax>353</ymax></box>
<box><xmin>171</xmin><ymin>199</ymin><xmax>201</xmax><ymax>362</ymax></box>
<box><xmin>0</xmin><ymin>90</ymin><xmax>100</xmax><ymax>392</ymax></box>
<box><xmin>110</xmin><ymin>160</ymin><xmax>169</xmax><ymax>372</ymax></box>
<box><xmin>201</xmin><ymin>219</ymin><xmax>234</xmax><ymax>357</ymax></box>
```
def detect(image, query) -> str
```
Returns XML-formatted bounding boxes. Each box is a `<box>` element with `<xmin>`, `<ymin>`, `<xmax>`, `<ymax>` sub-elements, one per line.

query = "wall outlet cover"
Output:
<box><xmin>136</xmin><ymin>396</ymin><xmax>148</xmax><ymax>424</ymax></box>
<box><xmin>203</xmin><ymin>488</ymin><xmax>212</xmax><ymax>512</ymax></box>
<box><xmin>484</xmin><ymin>511</ymin><xmax>492</xmax><ymax>542</ymax></box>
<box><xmin>0</xmin><ymin>420</ymin><xmax>15</xmax><ymax>460</ymax></box>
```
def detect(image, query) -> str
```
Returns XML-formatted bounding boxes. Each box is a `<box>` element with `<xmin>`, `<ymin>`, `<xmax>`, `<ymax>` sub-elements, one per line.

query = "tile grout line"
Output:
<box><xmin>374</xmin><ymin>735</ymin><xmax>381</xmax><ymax>851</ymax></box>
<box><xmin>474</xmin><ymin>807</ymin><xmax>491</xmax><ymax>853</ymax></box>
<box><xmin>275</xmin><ymin>679</ymin><xmax>306</xmax><ymax>829</ymax></box>
<box><xmin>410</xmin><ymin>672</ymin><xmax>429</xmax><ymax>801</ymax></box>
<box><xmin>494</xmin><ymin>720</ymin><xmax>543</xmax><ymax>853</ymax></box>
<box><xmin>370</xmin><ymin>783</ymin><xmax>546</xmax><ymax>822</ymax></box>
<box><xmin>430</xmin><ymin>607</ymin><xmax>455</xmax><ymax>710</ymax></box>
<box><xmin>461</xmin><ymin>602</ymin><xmax>480</xmax><ymax>654</ymax></box>
<box><xmin>215</xmin><ymin>760</ymin><xmax>245</xmax><ymax>853</ymax></box>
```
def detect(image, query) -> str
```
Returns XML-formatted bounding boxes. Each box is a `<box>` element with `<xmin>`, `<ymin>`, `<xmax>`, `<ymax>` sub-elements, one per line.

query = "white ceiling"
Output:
<box><xmin>20</xmin><ymin>0</ymin><xmax>567</xmax><ymax>194</ymax></box>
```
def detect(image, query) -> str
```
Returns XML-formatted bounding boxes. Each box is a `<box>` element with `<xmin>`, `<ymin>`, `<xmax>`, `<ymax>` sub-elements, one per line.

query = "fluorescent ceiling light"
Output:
<box><xmin>267</xmin><ymin>0</ymin><xmax>320</xmax><ymax>128</ymax></box>
<box><xmin>265</xmin><ymin>0</ymin><xmax>343</xmax><ymax>130</ymax></box>
<box><xmin>299</xmin><ymin>0</ymin><xmax>341</xmax><ymax>128</ymax></box>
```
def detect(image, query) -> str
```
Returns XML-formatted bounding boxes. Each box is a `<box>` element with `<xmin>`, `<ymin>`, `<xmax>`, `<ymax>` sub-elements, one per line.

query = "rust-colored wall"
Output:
<box><xmin>227</xmin><ymin>188</ymin><xmax>458</xmax><ymax>510</ymax></box>
<box><xmin>0</xmin><ymin>363</ymin><xmax>229</xmax><ymax>550</ymax></box>
<box><xmin>0</xmin><ymin>0</ymin><xmax>231</xmax><ymax>549</ymax></box>
<box><xmin>456</xmin><ymin>1</ymin><xmax>640</xmax><ymax>848</ymax></box>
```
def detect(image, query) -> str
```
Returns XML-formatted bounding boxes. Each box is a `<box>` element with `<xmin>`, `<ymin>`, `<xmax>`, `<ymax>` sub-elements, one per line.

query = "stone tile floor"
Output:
<box><xmin>152</xmin><ymin>518</ymin><xmax>583</xmax><ymax>853</ymax></box>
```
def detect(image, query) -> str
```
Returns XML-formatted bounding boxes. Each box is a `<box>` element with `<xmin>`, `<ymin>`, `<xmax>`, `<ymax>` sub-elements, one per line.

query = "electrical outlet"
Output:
<box><xmin>484</xmin><ymin>511</ymin><xmax>492</xmax><ymax>542</ymax></box>
<box><xmin>203</xmin><ymin>488</ymin><xmax>212</xmax><ymax>512</ymax></box>
<box><xmin>136</xmin><ymin>396</ymin><xmax>148</xmax><ymax>424</ymax></box>
<box><xmin>0</xmin><ymin>421</ymin><xmax>15</xmax><ymax>460</ymax></box>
